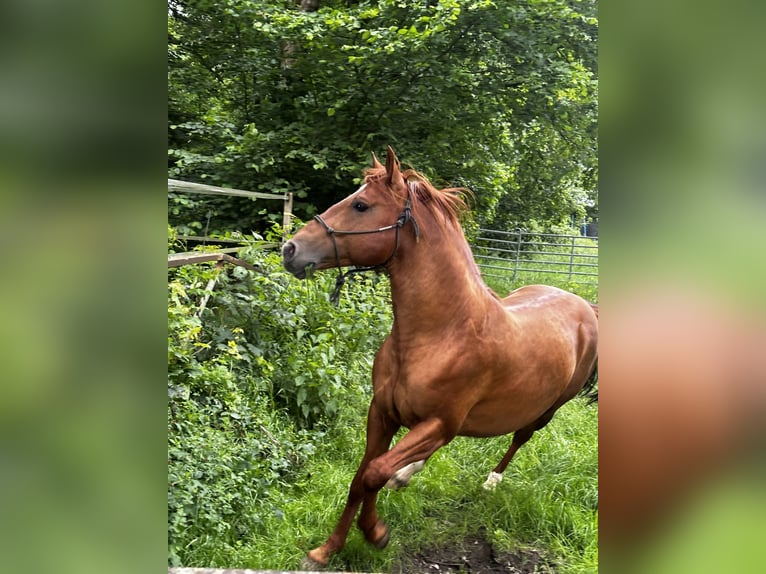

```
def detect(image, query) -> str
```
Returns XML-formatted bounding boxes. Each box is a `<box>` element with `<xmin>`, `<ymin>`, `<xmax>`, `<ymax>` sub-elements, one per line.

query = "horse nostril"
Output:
<box><xmin>282</xmin><ymin>241</ymin><xmax>296</xmax><ymax>261</ymax></box>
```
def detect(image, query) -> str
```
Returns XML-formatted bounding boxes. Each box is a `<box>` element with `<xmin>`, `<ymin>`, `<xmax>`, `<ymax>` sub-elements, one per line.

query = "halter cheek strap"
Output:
<box><xmin>313</xmin><ymin>194</ymin><xmax>419</xmax><ymax>303</ymax></box>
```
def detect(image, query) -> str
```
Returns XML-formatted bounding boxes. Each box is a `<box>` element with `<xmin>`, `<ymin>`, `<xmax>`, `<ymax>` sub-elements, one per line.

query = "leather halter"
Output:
<box><xmin>313</xmin><ymin>192</ymin><xmax>420</xmax><ymax>303</ymax></box>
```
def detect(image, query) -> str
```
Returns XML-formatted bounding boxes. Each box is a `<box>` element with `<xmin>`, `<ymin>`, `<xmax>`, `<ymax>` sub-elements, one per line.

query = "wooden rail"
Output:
<box><xmin>168</xmin><ymin>179</ymin><xmax>287</xmax><ymax>201</ymax></box>
<box><xmin>168</xmin><ymin>179</ymin><xmax>294</xmax><ymax>238</ymax></box>
<box><xmin>167</xmin><ymin>250</ymin><xmax>261</xmax><ymax>272</ymax></box>
<box><xmin>168</xmin><ymin>250</ymin><xmax>262</xmax><ymax>316</ymax></box>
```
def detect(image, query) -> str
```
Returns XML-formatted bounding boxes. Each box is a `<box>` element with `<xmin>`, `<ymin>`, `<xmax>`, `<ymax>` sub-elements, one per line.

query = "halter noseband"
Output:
<box><xmin>313</xmin><ymin>191</ymin><xmax>420</xmax><ymax>303</ymax></box>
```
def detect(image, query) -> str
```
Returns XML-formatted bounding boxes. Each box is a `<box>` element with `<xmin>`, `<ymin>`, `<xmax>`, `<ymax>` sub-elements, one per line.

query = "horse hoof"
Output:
<box><xmin>385</xmin><ymin>460</ymin><xmax>425</xmax><ymax>489</ymax></box>
<box><xmin>300</xmin><ymin>557</ymin><xmax>320</xmax><ymax>571</ymax></box>
<box><xmin>384</xmin><ymin>476</ymin><xmax>407</xmax><ymax>489</ymax></box>
<box><xmin>302</xmin><ymin>549</ymin><xmax>329</xmax><ymax>570</ymax></box>
<box><xmin>374</xmin><ymin>528</ymin><xmax>390</xmax><ymax>549</ymax></box>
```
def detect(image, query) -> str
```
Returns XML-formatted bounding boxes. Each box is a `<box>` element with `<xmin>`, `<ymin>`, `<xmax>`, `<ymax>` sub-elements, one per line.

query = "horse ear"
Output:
<box><xmin>385</xmin><ymin>146</ymin><xmax>400</xmax><ymax>185</ymax></box>
<box><xmin>371</xmin><ymin>151</ymin><xmax>383</xmax><ymax>169</ymax></box>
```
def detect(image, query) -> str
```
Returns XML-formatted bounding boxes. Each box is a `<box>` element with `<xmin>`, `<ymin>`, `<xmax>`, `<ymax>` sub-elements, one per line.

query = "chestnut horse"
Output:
<box><xmin>282</xmin><ymin>147</ymin><xmax>598</xmax><ymax>567</ymax></box>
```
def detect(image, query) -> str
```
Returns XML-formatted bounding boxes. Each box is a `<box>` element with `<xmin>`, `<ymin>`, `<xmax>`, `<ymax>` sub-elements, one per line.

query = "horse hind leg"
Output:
<box><xmin>484</xmin><ymin>353</ymin><xmax>597</xmax><ymax>490</ymax></box>
<box><xmin>483</xmin><ymin>426</ymin><xmax>535</xmax><ymax>490</ymax></box>
<box><xmin>483</xmin><ymin>408</ymin><xmax>558</xmax><ymax>491</ymax></box>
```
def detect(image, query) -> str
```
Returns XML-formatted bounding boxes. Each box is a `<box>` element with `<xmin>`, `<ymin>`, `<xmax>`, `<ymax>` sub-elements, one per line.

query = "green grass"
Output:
<box><xmin>244</xmin><ymin>274</ymin><xmax>597</xmax><ymax>573</ymax></box>
<box><xmin>484</xmin><ymin>271</ymin><xmax>598</xmax><ymax>305</ymax></box>
<box><xmin>197</xmin><ymin>396</ymin><xmax>597</xmax><ymax>573</ymax></box>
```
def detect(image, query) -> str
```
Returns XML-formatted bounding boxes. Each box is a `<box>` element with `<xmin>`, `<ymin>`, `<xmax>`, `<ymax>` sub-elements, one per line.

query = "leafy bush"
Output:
<box><xmin>167</xmin><ymin>229</ymin><xmax>392</xmax><ymax>564</ymax></box>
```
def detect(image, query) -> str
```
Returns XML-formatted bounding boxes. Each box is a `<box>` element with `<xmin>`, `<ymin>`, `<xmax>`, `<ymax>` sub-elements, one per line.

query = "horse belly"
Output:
<box><xmin>454</xmin><ymin>294</ymin><xmax>595</xmax><ymax>437</ymax></box>
<box><xmin>458</xmin><ymin>400</ymin><xmax>548</xmax><ymax>437</ymax></box>
<box><xmin>458</xmin><ymin>363</ymin><xmax>576</xmax><ymax>437</ymax></box>
<box><xmin>458</xmin><ymin>403</ymin><xmax>546</xmax><ymax>437</ymax></box>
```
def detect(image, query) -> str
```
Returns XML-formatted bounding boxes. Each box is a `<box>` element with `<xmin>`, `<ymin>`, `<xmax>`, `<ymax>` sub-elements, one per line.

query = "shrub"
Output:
<box><xmin>167</xmin><ymin>230</ymin><xmax>392</xmax><ymax>564</ymax></box>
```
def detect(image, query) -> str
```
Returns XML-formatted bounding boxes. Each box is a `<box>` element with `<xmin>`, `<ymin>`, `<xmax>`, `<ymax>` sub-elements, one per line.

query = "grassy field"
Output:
<box><xmin>226</xmin><ymin>398</ymin><xmax>597</xmax><ymax>573</ymax></box>
<box><xmin>169</xmin><ymin>243</ymin><xmax>598</xmax><ymax>573</ymax></box>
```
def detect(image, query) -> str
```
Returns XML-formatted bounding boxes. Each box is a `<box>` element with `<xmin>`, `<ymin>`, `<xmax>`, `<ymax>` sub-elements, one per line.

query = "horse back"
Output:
<box><xmin>502</xmin><ymin>284</ymin><xmax>597</xmax><ymax>329</ymax></box>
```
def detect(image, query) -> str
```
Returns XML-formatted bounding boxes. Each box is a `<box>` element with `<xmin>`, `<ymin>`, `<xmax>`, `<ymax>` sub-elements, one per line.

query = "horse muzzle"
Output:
<box><xmin>282</xmin><ymin>240</ymin><xmax>307</xmax><ymax>278</ymax></box>
<box><xmin>282</xmin><ymin>239</ymin><xmax>322</xmax><ymax>279</ymax></box>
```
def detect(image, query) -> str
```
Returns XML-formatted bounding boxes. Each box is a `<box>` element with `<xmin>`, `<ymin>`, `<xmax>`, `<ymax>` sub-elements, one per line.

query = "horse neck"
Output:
<box><xmin>387</xmin><ymin>217</ymin><xmax>492</xmax><ymax>334</ymax></box>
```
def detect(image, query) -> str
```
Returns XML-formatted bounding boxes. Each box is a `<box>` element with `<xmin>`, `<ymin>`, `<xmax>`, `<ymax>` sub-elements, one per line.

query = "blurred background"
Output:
<box><xmin>0</xmin><ymin>1</ymin><xmax>165</xmax><ymax>573</ymax></box>
<box><xmin>0</xmin><ymin>0</ymin><xmax>764</xmax><ymax>572</ymax></box>
<box><xmin>599</xmin><ymin>0</ymin><xmax>766</xmax><ymax>572</ymax></box>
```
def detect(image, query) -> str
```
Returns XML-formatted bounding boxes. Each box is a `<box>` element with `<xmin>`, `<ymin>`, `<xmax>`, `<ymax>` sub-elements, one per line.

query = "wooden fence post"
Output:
<box><xmin>282</xmin><ymin>192</ymin><xmax>294</xmax><ymax>241</ymax></box>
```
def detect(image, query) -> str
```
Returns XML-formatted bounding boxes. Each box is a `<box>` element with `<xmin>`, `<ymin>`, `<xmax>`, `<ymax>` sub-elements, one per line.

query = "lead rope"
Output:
<box><xmin>327</xmin><ymin>228</ymin><xmax>398</xmax><ymax>304</ymax></box>
<box><xmin>312</xmin><ymin>215</ymin><xmax>348</xmax><ymax>303</ymax></box>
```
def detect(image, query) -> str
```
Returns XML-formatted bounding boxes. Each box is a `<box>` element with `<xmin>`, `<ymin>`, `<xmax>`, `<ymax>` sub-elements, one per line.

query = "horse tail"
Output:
<box><xmin>580</xmin><ymin>358</ymin><xmax>598</xmax><ymax>404</ymax></box>
<box><xmin>580</xmin><ymin>301</ymin><xmax>599</xmax><ymax>403</ymax></box>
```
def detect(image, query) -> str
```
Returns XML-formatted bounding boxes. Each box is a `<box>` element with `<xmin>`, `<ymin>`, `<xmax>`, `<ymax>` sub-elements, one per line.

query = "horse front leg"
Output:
<box><xmin>362</xmin><ymin>418</ymin><xmax>455</xmax><ymax>490</ymax></box>
<box><xmin>355</xmin><ymin>417</ymin><xmax>456</xmax><ymax>542</ymax></box>
<box><xmin>356</xmin><ymin>489</ymin><xmax>390</xmax><ymax>550</ymax></box>
<box><xmin>304</xmin><ymin>401</ymin><xmax>399</xmax><ymax>567</ymax></box>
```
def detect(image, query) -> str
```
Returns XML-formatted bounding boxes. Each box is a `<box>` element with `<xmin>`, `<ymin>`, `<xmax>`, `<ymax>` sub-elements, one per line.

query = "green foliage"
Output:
<box><xmin>168</xmin><ymin>0</ymin><xmax>597</xmax><ymax>235</ymax></box>
<box><xmin>175</xmin><ymin>391</ymin><xmax>598</xmax><ymax>573</ymax></box>
<box><xmin>167</xmin><ymin>228</ymin><xmax>392</xmax><ymax>564</ymax></box>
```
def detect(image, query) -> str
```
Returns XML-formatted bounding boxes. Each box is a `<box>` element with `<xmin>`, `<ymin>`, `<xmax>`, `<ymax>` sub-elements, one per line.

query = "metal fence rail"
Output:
<box><xmin>471</xmin><ymin>228</ymin><xmax>598</xmax><ymax>284</ymax></box>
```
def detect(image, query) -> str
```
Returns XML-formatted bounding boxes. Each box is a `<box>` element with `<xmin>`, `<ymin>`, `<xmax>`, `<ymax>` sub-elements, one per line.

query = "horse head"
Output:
<box><xmin>282</xmin><ymin>146</ymin><xmax>416</xmax><ymax>279</ymax></box>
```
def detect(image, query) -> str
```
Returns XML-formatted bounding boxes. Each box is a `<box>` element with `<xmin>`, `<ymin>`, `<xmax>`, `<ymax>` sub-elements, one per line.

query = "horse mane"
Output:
<box><xmin>362</xmin><ymin>166</ymin><xmax>471</xmax><ymax>230</ymax></box>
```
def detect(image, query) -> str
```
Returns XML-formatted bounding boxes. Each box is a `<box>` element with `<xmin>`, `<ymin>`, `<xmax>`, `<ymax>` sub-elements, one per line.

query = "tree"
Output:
<box><xmin>168</xmin><ymin>0</ymin><xmax>597</xmax><ymax>234</ymax></box>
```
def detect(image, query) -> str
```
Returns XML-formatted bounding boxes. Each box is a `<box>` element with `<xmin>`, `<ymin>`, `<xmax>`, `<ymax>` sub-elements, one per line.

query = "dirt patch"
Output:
<box><xmin>396</xmin><ymin>534</ymin><xmax>557</xmax><ymax>574</ymax></box>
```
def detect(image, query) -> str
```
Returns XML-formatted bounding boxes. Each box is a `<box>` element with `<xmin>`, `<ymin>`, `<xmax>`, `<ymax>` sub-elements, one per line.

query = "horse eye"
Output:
<box><xmin>353</xmin><ymin>202</ymin><xmax>369</xmax><ymax>212</ymax></box>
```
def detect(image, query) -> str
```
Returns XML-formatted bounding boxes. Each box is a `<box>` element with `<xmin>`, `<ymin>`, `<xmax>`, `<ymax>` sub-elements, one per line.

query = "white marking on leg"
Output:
<box><xmin>385</xmin><ymin>460</ymin><xmax>426</xmax><ymax>489</ymax></box>
<box><xmin>483</xmin><ymin>471</ymin><xmax>503</xmax><ymax>491</ymax></box>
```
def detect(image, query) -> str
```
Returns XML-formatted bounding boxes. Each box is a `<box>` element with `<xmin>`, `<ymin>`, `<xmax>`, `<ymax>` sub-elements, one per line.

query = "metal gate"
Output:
<box><xmin>472</xmin><ymin>228</ymin><xmax>598</xmax><ymax>284</ymax></box>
